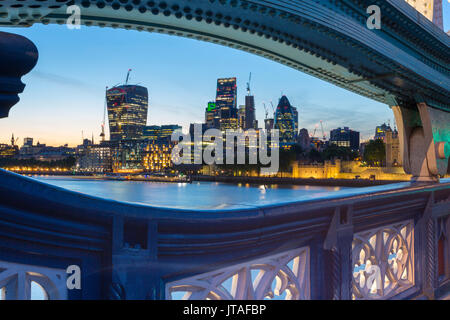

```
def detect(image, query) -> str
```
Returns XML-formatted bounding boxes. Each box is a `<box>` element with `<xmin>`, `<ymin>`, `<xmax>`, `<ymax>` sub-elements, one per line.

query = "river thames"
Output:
<box><xmin>32</xmin><ymin>176</ymin><xmax>413</xmax><ymax>210</ymax></box>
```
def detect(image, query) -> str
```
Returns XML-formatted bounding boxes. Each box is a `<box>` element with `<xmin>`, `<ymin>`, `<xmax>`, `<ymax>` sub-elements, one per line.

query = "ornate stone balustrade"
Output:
<box><xmin>166</xmin><ymin>247</ymin><xmax>310</xmax><ymax>300</ymax></box>
<box><xmin>352</xmin><ymin>220</ymin><xmax>415</xmax><ymax>300</ymax></box>
<box><xmin>0</xmin><ymin>261</ymin><xmax>67</xmax><ymax>300</ymax></box>
<box><xmin>0</xmin><ymin>169</ymin><xmax>448</xmax><ymax>300</ymax></box>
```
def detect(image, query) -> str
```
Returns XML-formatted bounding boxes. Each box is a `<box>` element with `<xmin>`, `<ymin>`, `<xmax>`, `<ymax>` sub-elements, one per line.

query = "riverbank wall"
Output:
<box><xmin>191</xmin><ymin>175</ymin><xmax>403</xmax><ymax>187</ymax></box>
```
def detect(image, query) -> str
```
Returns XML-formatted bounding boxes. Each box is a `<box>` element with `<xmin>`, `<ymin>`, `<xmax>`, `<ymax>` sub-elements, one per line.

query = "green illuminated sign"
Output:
<box><xmin>207</xmin><ymin>102</ymin><xmax>216</xmax><ymax>112</ymax></box>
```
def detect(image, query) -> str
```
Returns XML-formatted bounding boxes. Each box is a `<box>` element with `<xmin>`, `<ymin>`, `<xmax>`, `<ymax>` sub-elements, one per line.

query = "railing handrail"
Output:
<box><xmin>0</xmin><ymin>168</ymin><xmax>449</xmax><ymax>222</ymax></box>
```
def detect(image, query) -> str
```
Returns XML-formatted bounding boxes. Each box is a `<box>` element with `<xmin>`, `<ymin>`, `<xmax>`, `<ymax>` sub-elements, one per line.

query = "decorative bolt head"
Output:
<box><xmin>436</xmin><ymin>141</ymin><xmax>449</xmax><ymax>159</ymax></box>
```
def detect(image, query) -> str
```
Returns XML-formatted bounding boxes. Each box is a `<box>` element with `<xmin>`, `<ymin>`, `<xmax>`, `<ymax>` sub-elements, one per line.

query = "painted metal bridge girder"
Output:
<box><xmin>0</xmin><ymin>0</ymin><xmax>449</xmax><ymax>114</ymax></box>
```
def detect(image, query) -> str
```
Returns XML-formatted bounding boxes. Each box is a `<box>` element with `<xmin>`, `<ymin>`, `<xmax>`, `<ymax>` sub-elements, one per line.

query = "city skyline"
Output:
<box><xmin>0</xmin><ymin>0</ymin><xmax>448</xmax><ymax>302</ymax></box>
<box><xmin>0</xmin><ymin>3</ymin><xmax>449</xmax><ymax>147</ymax></box>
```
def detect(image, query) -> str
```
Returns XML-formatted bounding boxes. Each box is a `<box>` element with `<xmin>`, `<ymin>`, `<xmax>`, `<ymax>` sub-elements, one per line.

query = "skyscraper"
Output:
<box><xmin>205</xmin><ymin>101</ymin><xmax>218</xmax><ymax>129</ymax></box>
<box><xmin>142</xmin><ymin>125</ymin><xmax>161</xmax><ymax>140</ymax></box>
<box><xmin>244</xmin><ymin>95</ymin><xmax>256</xmax><ymax>130</ymax></box>
<box><xmin>238</xmin><ymin>105</ymin><xmax>246</xmax><ymax>130</ymax></box>
<box><xmin>292</xmin><ymin>106</ymin><xmax>299</xmax><ymax>139</ymax></box>
<box><xmin>274</xmin><ymin>95</ymin><xmax>297</xmax><ymax>147</ymax></box>
<box><xmin>160</xmin><ymin>125</ymin><xmax>182</xmax><ymax>141</ymax></box>
<box><xmin>106</xmin><ymin>85</ymin><xmax>148</xmax><ymax>141</ymax></box>
<box><xmin>215</xmin><ymin>77</ymin><xmax>238</xmax><ymax>131</ymax></box>
<box><xmin>404</xmin><ymin>0</ymin><xmax>443</xmax><ymax>29</ymax></box>
<box><xmin>264</xmin><ymin>118</ymin><xmax>274</xmax><ymax>131</ymax></box>
<box><xmin>143</xmin><ymin>125</ymin><xmax>182</xmax><ymax>141</ymax></box>
<box><xmin>298</xmin><ymin>128</ymin><xmax>311</xmax><ymax>151</ymax></box>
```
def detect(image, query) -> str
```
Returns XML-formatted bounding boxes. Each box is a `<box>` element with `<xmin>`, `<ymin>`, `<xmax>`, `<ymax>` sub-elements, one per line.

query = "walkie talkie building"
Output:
<box><xmin>106</xmin><ymin>85</ymin><xmax>148</xmax><ymax>141</ymax></box>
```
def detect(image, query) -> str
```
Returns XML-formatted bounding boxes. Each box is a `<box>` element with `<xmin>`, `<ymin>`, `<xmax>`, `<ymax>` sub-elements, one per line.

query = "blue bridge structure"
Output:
<box><xmin>0</xmin><ymin>0</ymin><xmax>449</xmax><ymax>299</ymax></box>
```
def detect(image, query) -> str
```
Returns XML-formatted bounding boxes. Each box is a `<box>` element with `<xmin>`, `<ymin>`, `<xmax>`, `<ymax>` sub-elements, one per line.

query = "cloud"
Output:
<box><xmin>295</xmin><ymin>100</ymin><xmax>393</xmax><ymax>141</ymax></box>
<box><xmin>30</xmin><ymin>71</ymin><xmax>95</xmax><ymax>91</ymax></box>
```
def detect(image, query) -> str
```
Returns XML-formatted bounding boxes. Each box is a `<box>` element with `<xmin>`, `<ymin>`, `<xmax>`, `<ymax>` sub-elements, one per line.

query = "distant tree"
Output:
<box><xmin>308</xmin><ymin>148</ymin><xmax>323</xmax><ymax>163</ymax></box>
<box><xmin>279</xmin><ymin>148</ymin><xmax>297</xmax><ymax>174</ymax></box>
<box><xmin>363</xmin><ymin>139</ymin><xmax>386</xmax><ymax>166</ymax></box>
<box><xmin>291</xmin><ymin>143</ymin><xmax>303</xmax><ymax>160</ymax></box>
<box><xmin>323</xmin><ymin>144</ymin><xmax>359</xmax><ymax>161</ymax></box>
<box><xmin>0</xmin><ymin>156</ymin><xmax>76</xmax><ymax>169</ymax></box>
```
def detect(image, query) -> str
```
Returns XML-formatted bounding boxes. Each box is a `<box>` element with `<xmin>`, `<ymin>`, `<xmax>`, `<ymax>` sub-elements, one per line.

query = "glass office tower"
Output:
<box><xmin>244</xmin><ymin>95</ymin><xmax>256</xmax><ymax>130</ymax></box>
<box><xmin>106</xmin><ymin>85</ymin><xmax>148</xmax><ymax>141</ymax></box>
<box><xmin>274</xmin><ymin>95</ymin><xmax>296</xmax><ymax>148</ymax></box>
<box><xmin>142</xmin><ymin>125</ymin><xmax>182</xmax><ymax>141</ymax></box>
<box><xmin>205</xmin><ymin>102</ymin><xmax>219</xmax><ymax>129</ymax></box>
<box><xmin>215</xmin><ymin>78</ymin><xmax>238</xmax><ymax>131</ymax></box>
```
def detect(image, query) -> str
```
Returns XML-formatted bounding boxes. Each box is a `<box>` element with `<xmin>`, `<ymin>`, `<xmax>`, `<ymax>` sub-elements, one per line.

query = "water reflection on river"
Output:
<box><xmin>32</xmin><ymin>176</ymin><xmax>409</xmax><ymax>210</ymax></box>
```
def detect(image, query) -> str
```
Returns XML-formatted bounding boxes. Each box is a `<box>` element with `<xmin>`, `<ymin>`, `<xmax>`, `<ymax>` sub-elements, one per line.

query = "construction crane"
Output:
<box><xmin>100</xmin><ymin>86</ymin><xmax>108</xmax><ymax>142</ymax></box>
<box><xmin>125</xmin><ymin>68</ymin><xmax>132</xmax><ymax>85</ymax></box>
<box><xmin>312</xmin><ymin>123</ymin><xmax>319</xmax><ymax>138</ymax></box>
<box><xmin>263</xmin><ymin>102</ymin><xmax>268</xmax><ymax>119</ymax></box>
<box><xmin>246</xmin><ymin>72</ymin><xmax>252</xmax><ymax>96</ymax></box>
<box><xmin>269</xmin><ymin>101</ymin><xmax>275</xmax><ymax>113</ymax></box>
<box><xmin>320</xmin><ymin>120</ymin><xmax>326</xmax><ymax>141</ymax></box>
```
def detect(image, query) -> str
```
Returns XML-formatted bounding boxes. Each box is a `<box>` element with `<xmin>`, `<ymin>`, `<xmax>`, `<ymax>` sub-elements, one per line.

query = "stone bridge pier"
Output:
<box><xmin>391</xmin><ymin>101</ymin><xmax>450</xmax><ymax>183</ymax></box>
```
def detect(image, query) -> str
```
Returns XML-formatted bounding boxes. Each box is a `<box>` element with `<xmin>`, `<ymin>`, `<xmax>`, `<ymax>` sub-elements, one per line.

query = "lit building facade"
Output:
<box><xmin>113</xmin><ymin>139</ymin><xmax>146</xmax><ymax>172</ymax></box>
<box><xmin>106</xmin><ymin>85</ymin><xmax>149</xmax><ymax>141</ymax></box>
<box><xmin>292</xmin><ymin>107</ymin><xmax>299</xmax><ymax>139</ymax></box>
<box><xmin>264</xmin><ymin>118</ymin><xmax>274</xmax><ymax>131</ymax></box>
<box><xmin>274</xmin><ymin>96</ymin><xmax>297</xmax><ymax>148</ymax></box>
<box><xmin>0</xmin><ymin>144</ymin><xmax>18</xmax><ymax>158</ymax></box>
<box><xmin>386</xmin><ymin>130</ymin><xmax>401</xmax><ymax>167</ymax></box>
<box><xmin>310</xmin><ymin>137</ymin><xmax>325</xmax><ymax>151</ymax></box>
<box><xmin>404</xmin><ymin>0</ymin><xmax>443</xmax><ymax>29</ymax></box>
<box><xmin>76</xmin><ymin>141</ymin><xmax>113</xmax><ymax>173</ymax></box>
<box><xmin>23</xmin><ymin>137</ymin><xmax>33</xmax><ymax>147</ymax></box>
<box><xmin>205</xmin><ymin>101</ymin><xmax>219</xmax><ymax>129</ymax></box>
<box><xmin>160</xmin><ymin>125</ymin><xmax>182</xmax><ymax>140</ymax></box>
<box><xmin>238</xmin><ymin>105</ymin><xmax>246</xmax><ymax>129</ymax></box>
<box><xmin>143</xmin><ymin>125</ymin><xmax>182</xmax><ymax>141</ymax></box>
<box><xmin>374</xmin><ymin>123</ymin><xmax>393</xmax><ymax>142</ymax></box>
<box><xmin>142</xmin><ymin>140</ymin><xmax>174</xmax><ymax>172</ymax></box>
<box><xmin>215</xmin><ymin>78</ymin><xmax>238</xmax><ymax>131</ymax></box>
<box><xmin>142</xmin><ymin>125</ymin><xmax>160</xmax><ymax>140</ymax></box>
<box><xmin>18</xmin><ymin>140</ymin><xmax>75</xmax><ymax>161</ymax></box>
<box><xmin>329</xmin><ymin>127</ymin><xmax>360</xmax><ymax>150</ymax></box>
<box><xmin>112</xmin><ymin>139</ymin><xmax>175</xmax><ymax>173</ymax></box>
<box><xmin>244</xmin><ymin>95</ymin><xmax>256</xmax><ymax>130</ymax></box>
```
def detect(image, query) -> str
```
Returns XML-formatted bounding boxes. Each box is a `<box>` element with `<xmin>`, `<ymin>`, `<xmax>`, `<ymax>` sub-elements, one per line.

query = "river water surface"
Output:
<box><xmin>33</xmin><ymin>176</ymin><xmax>413</xmax><ymax>210</ymax></box>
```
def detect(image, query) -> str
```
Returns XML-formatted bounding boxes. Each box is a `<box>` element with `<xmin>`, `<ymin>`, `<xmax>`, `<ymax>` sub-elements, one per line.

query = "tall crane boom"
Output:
<box><xmin>320</xmin><ymin>120</ymin><xmax>326</xmax><ymax>141</ymax></box>
<box><xmin>269</xmin><ymin>101</ymin><xmax>275</xmax><ymax>113</ymax></box>
<box><xmin>125</xmin><ymin>69</ymin><xmax>132</xmax><ymax>85</ymax></box>
<box><xmin>312</xmin><ymin>123</ymin><xmax>319</xmax><ymax>138</ymax></box>
<box><xmin>263</xmin><ymin>102</ymin><xmax>268</xmax><ymax>119</ymax></box>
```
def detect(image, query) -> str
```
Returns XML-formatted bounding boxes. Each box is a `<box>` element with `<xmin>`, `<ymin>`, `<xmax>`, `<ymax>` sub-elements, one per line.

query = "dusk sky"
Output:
<box><xmin>0</xmin><ymin>4</ymin><xmax>449</xmax><ymax>147</ymax></box>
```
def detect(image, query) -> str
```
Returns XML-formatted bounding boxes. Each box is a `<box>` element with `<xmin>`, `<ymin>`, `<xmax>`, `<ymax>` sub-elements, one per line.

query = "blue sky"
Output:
<box><xmin>0</xmin><ymin>3</ymin><xmax>448</xmax><ymax>147</ymax></box>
